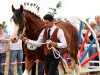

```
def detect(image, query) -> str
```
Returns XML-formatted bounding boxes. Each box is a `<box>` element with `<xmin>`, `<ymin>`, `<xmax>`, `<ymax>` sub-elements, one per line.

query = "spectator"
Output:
<box><xmin>9</xmin><ymin>37</ymin><xmax>23</xmax><ymax>75</ymax></box>
<box><xmin>37</xmin><ymin>60</ymin><xmax>44</xmax><ymax>75</ymax></box>
<box><xmin>87</xmin><ymin>22</ymin><xmax>96</xmax><ymax>43</ymax></box>
<box><xmin>86</xmin><ymin>22</ymin><xmax>98</xmax><ymax>66</ymax></box>
<box><xmin>94</xmin><ymin>15</ymin><xmax>100</xmax><ymax>44</ymax></box>
<box><xmin>0</xmin><ymin>24</ymin><xmax>9</xmax><ymax>75</ymax></box>
<box><xmin>31</xmin><ymin>60</ymin><xmax>44</xmax><ymax>75</ymax></box>
<box><xmin>87</xmin><ymin>16</ymin><xmax>100</xmax><ymax>74</ymax></box>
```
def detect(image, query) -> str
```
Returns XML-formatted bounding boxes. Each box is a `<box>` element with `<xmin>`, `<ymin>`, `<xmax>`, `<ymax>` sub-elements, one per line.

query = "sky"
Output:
<box><xmin>0</xmin><ymin>0</ymin><xmax>100</xmax><ymax>34</ymax></box>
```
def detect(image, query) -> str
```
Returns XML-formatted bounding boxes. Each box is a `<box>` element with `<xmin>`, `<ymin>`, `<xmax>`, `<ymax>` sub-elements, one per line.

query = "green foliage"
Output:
<box><xmin>82</xmin><ymin>18</ymin><xmax>90</xmax><ymax>30</ymax></box>
<box><xmin>47</xmin><ymin>1</ymin><xmax>62</xmax><ymax>17</ymax></box>
<box><xmin>56</xmin><ymin>1</ymin><xmax>62</xmax><ymax>9</ymax></box>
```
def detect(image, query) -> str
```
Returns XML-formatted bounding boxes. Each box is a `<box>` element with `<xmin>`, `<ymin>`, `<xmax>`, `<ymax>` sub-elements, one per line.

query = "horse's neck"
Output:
<box><xmin>24</xmin><ymin>12</ymin><xmax>43</xmax><ymax>40</ymax></box>
<box><xmin>25</xmin><ymin>21</ymin><xmax>41</xmax><ymax>40</ymax></box>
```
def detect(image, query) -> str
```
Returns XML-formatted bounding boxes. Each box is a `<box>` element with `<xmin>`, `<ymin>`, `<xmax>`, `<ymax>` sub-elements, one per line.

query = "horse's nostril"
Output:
<box><xmin>14</xmin><ymin>38</ymin><xmax>16</xmax><ymax>40</ymax></box>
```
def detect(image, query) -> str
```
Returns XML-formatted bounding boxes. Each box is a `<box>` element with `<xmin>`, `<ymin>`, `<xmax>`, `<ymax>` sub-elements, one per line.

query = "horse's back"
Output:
<box><xmin>56</xmin><ymin>21</ymin><xmax>78</xmax><ymax>62</ymax></box>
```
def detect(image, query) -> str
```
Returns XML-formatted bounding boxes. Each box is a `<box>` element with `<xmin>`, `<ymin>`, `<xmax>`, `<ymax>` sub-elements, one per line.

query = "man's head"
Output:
<box><xmin>95</xmin><ymin>15</ymin><xmax>100</xmax><ymax>25</ymax></box>
<box><xmin>43</xmin><ymin>14</ymin><xmax>54</xmax><ymax>28</ymax></box>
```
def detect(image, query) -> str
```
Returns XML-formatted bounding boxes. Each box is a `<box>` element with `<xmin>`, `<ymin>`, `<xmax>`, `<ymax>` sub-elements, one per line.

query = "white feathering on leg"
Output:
<box><xmin>23</xmin><ymin>69</ymin><xmax>29</xmax><ymax>75</ymax></box>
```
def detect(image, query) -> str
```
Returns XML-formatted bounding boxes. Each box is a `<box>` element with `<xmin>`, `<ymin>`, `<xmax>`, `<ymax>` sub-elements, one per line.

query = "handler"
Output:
<box><xmin>22</xmin><ymin>14</ymin><xmax>67</xmax><ymax>75</ymax></box>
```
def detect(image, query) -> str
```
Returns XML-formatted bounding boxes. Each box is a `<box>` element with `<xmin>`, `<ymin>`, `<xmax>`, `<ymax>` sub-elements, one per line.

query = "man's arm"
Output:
<box><xmin>56</xmin><ymin>29</ymin><xmax>67</xmax><ymax>48</ymax></box>
<box><xmin>23</xmin><ymin>29</ymin><xmax>45</xmax><ymax>47</ymax></box>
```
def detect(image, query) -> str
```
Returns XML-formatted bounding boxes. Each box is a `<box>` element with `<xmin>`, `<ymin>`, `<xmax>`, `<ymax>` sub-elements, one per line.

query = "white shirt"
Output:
<box><xmin>0</xmin><ymin>32</ymin><xmax>9</xmax><ymax>53</ymax></box>
<box><xmin>10</xmin><ymin>39</ymin><xmax>22</xmax><ymax>50</ymax></box>
<box><xmin>27</xmin><ymin>25</ymin><xmax>67</xmax><ymax>48</ymax></box>
<box><xmin>94</xmin><ymin>25</ymin><xmax>100</xmax><ymax>33</ymax></box>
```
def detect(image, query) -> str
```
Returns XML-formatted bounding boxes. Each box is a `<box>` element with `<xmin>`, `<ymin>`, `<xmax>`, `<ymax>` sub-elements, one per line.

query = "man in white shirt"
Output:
<box><xmin>22</xmin><ymin>14</ymin><xmax>67</xmax><ymax>75</ymax></box>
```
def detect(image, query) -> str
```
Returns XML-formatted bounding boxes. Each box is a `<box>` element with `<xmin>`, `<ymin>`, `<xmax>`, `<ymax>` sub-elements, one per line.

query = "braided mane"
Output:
<box><xmin>23</xmin><ymin>2</ymin><xmax>41</xmax><ymax>19</ymax></box>
<box><xmin>23</xmin><ymin>9</ymin><xmax>41</xmax><ymax>19</ymax></box>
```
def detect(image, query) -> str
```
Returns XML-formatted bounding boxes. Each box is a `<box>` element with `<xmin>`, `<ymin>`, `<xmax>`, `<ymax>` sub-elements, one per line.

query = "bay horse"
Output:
<box><xmin>11</xmin><ymin>5</ymin><xmax>79</xmax><ymax>75</ymax></box>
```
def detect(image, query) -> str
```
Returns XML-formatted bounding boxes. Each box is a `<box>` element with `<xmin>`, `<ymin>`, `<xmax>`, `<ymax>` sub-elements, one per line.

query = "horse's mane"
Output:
<box><xmin>24</xmin><ymin>9</ymin><xmax>41</xmax><ymax>19</ymax></box>
<box><xmin>23</xmin><ymin>2</ymin><xmax>41</xmax><ymax>19</ymax></box>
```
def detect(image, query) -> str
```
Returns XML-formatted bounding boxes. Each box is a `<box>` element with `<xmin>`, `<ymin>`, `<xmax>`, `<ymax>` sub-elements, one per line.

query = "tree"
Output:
<box><xmin>82</xmin><ymin>18</ymin><xmax>90</xmax><ymax>30</ymax></box>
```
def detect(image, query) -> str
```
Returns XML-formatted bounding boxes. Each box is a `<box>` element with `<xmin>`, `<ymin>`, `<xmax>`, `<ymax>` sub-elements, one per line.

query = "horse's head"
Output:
<box><xmin>11</xmin><ymin>4</ymin><xmax>45</xmax><ymax>40</ymax></box>
<box><xmin>11</xmin><ymin>5</ymin><xmax>26</xmax><ymax>37</ymax></box>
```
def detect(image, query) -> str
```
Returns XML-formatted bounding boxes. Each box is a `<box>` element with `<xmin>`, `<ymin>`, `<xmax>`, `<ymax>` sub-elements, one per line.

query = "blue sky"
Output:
<box><xmin>0</xmin><ymin>0</ymin><xmax>100</xmax><ymax>34</ymax></box>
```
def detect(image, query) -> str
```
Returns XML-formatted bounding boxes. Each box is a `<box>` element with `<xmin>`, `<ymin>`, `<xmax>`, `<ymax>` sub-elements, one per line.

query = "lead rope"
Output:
<box><xmin>46</xmin><ymin>40</ymin><xmax>63</xmax><ymax>59</ymax></box>
<box><xmin>46</xmin><ymin>40</ymin><xmax>68</xmax><ymax>74</ymax></box>
<box><xmin>26</xmin><ymin>40</ymin><xmax>68</xmax><ymax>73</ymax></box>
<box><xmin>26</xmin><ymin>39</ymin><xmax>62</xmax><ymax>59</ymax></box>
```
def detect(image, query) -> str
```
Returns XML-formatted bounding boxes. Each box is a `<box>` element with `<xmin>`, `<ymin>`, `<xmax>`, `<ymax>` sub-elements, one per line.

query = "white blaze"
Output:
<box><xmin>13</xmin><ymin>24</ymin><xmax>19</xmax><ymax>36</ymax></box>
<box><xmin>10</xmin><ymin>21</ymin><xmax>19</xmax><ymax>38</ymax></box>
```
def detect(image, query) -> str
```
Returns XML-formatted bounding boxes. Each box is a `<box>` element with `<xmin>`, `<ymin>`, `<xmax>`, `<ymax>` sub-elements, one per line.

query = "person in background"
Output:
<box><xmin>8</xmin><ymin>36</ymin><xmax>23</xmax><ymax>75</ymax></box>
<box><xmin>0</xmin><ymin>24</ymin><xmax>9</xmax><ymax>75</ymax></box>
<box><xmin>37</xmin><ymin>60</ymin><xmax>44</xmax><ymax>75</ymax></box>
<box><xmin>87</xmin><ymin>22</ymin><xmax>96</xmax><ymax>43</ymax></box>
<box><xmin>87</xmin><ymin>16</ymin><xmax>100</xmax><ymax>44</ymax></box>
<box><xmin>31</xmin><ymin>60</ymin><xmax>44</xmax><ymax>75</ymax></box>
<box><xmin>87</xmin><ymin>16</ymin><xmax>100</xmax><ymax>74</ymax></box>
<box><xmin>86</xmin><ymin>22</ymin><xmax>98</xmax><ymax>67</ymax></box>
<box><xmin>94</xmin><ymin>15</ymin><xmax>100</xmax><ymax>44</ymax></box>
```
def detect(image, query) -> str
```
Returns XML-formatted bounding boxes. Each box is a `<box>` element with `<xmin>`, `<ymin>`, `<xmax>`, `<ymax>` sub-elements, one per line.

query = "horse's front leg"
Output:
<box><xmin>23</xmin><ymin>57</ymin><xmax>35</xmax><ymax>75</ymax></box>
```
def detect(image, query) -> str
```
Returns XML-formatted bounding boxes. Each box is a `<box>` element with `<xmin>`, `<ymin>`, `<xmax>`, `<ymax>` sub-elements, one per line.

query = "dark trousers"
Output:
<box><xmin>44</xmin><ymin>55</ymin><xmax>60</xmax><ymax>75</ymax></box>
<box><xmin>0</xmin><ymin>53</ymin><xmax>6</xmax><ymax>75</ymax></box>
<box><xmin>31</xmin><ymin>62</ymin><xmax>36</xmax><ymax>75</ymax></box>
<box><xmin>89</xmin><ymin>48</ymin><xmax>99</xmax><ymax>66</ymax></box>
<box><xmin>38</xmin><ymin>62</ymin><xmax>44</xmax><ymax>75</ymax></box>
<box><xmin>31</xmin><ymin>62</ymin><xmax>44</xmax><ymax>75</ymax></box>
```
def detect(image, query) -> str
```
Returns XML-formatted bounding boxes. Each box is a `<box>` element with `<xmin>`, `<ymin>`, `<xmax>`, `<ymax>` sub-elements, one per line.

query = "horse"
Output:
<box><xmin>11</xmin><ymin>4</ymin><xmax>79</xmax><ymax>75</ymax></box>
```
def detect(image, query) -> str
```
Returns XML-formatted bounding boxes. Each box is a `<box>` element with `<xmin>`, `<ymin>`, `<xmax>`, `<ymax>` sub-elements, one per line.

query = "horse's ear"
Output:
<box><xmin>12</xmin><ymin>5</ymin><xmax>15</xmax><ymax>12</ymax></box>
<box><xmin>20</xmin><ymin>5</ymin><xmax>23</xmax><ymax>13</ymax></box>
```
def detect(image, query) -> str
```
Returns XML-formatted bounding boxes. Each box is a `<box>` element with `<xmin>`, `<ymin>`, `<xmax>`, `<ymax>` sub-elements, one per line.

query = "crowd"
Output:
<box><xmin>0</xmin><ymin>14</ymin><xmax>100</xmax><ymax>75</ymax></box>
<box><xmin>0</xmin><ymin>23</ymin><xmax>23</xmax><ymax>75</ymax></box>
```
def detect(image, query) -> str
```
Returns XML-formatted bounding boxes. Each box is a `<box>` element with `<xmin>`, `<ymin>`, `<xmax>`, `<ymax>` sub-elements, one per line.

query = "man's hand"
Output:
<box><xmin>50</xmin><ymin>42</ymin><xmax>57</xmax><ymax>47</ymax></box>
<box><xmin>21</xmin><ymin>36</ymin><xmax>29</xmax><ymax>42</ymax></box>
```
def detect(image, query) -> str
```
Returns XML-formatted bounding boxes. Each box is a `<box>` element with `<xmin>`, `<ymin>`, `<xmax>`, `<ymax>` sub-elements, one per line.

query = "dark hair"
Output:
<box><xmin>43</xmin><ymin>14</ymin><xmax>53</xmax><ymax>22</ymax></box>
<box><xmin>0</xmin><ymin>24</ymin><xmax>4</xmax><ymax>28</ymax></box>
